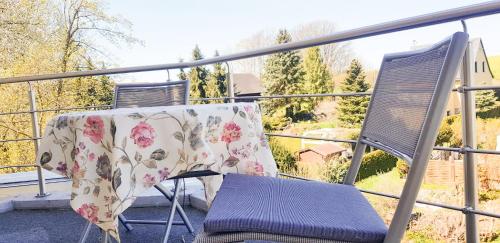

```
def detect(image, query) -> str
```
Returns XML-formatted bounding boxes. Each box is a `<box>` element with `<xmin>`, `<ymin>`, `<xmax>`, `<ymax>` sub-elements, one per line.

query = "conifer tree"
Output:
<box><xmin>476</xmin><ymin>90</ymin><xmax>498</xmax><ymax>112</ymax></box>
<box><xmin>261</xmin><ymin>29</ymin><xmax>305</xmax><ymax>126</ymax></box>
<box><xmin>337</xmin><ymin>59</ymin><xmax>370</xmax><ymax>128</ymax></box>
<box><xmin>178</xmin><ymin>58</ymin><xmax>188</xmax><ymax>80</ymax></box>
<box><xmin>188</xmin><ymin>45</ymin><xmax>210</xmax><ymax>102</ymax></box>
<box><xmin>302</xmin><ymin>46</ymin><xmax>332</xmax><ymax>111</ymax></box>
<box><xmin>206</xmin><ymin>51</ymin><xmax>227</xmax><ymax>103</ymax></box>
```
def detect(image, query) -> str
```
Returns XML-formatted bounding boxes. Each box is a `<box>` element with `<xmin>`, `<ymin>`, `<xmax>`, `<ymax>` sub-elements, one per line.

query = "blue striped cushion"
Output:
<box><xmin>204</xmin><ymin>174</ymin><xmax>387</xmax><ymax>243</ymax></box>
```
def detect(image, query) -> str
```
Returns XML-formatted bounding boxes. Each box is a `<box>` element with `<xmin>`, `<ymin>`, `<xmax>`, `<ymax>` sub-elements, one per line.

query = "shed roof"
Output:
<box><xmin>231</xmin><ymin>73</ymin><xmax>264</xmax><ymax>95</ymax></box>
<box><xmin>299</xmin><ymin>143</ymin><xmax>346</xmax><ymax>157</ymax></box>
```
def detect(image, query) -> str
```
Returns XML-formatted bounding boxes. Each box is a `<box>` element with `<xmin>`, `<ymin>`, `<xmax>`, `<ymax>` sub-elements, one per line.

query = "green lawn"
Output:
<box><xmin>356</xmin><ymin>168</ymin><xmax>449</xmax><ymax>193</ymax></box>
<box><xmin>270</xmin><ymin>120</ymin><xmax>340</xmax><ymax>154</ymax></box>
<box><xmin>355</xmin><ymin>168</ymin><xmax>403</xmax><ymax>192</ymax></box>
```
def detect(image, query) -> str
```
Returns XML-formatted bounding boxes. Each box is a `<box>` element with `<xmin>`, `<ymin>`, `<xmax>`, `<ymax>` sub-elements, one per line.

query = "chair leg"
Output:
<box><xmin>118</xmin><ymin>214</ymin><xmax>134</xmax><ymax>231</ymax></box>
<box><xmin>78</xmin><ymin>221</ymin><xmax>92</xmax><ymax>243</ymax></box>
<box><xmin>155</xmin><ymin>182</ymin><xmax>195</xmax><ymax>233</ymax></box>
<box><xmin>162</xmin><ymin>179</ymin><xmax>181</xmax><ymax>243</ymax></box>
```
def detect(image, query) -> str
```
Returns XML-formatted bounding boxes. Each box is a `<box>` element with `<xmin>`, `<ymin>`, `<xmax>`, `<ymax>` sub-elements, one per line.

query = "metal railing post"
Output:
<box><xmin>225</xmin><ymin>62</ymin><xmax>235</xmax><ymax>103</ymax></box>
<box><xmin>28</xmin><ymin>82</ymin><xmax>48</xmax><ymax>198</ymax></box>
<box><xmin>460</xmin><ymin>20</ymin><xmax>479</xmax><ymax>243</ymax></box>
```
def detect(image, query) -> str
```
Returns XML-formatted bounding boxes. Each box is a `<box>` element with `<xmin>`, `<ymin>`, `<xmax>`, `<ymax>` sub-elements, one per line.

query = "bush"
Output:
<box><xmin>476</xmin><ymin>90</ymin><xmax>498</xmax><ymax>112</ymax></box>
<box><xmin>396</xmin><ymin>159</ymin><xmax>409</xmax><ymax>179</ymax></box>
<box><xmin>436</xmin><ymin>122</ymin><xmax>454</xmax><ymax>146</ymax></box>
<box><xmin>479</xmin><ymin>190</ymin><xmax>500</xmax><ymax>202</ymax></box>
<box><xmin>263</xmin><ymin>115</ymin><xmax>290</xmax><ymax>131</ymax></box>
<box><xmin>477</xmin><ymin>105</ymin><xmax>500</xmax><ymax>119</ymax></box>
<box><xmin>358</xmin><ymin>150</ymin><xmax>398</xmax><ymax>181</ymax></box>
<box><xmin>268</xmin><ymin>138</ymin><xmax>296</xmax><ymax>173</ymax></box>
<box><xmin>322</xmin><ymin>156</ymin><xmax>350</xmax><ymax>183</ymax></box>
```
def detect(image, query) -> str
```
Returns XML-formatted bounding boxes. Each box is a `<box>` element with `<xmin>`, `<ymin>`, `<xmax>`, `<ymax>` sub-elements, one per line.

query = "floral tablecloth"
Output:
<box><xmin>36</xmin><ymin>103</ymin><xmax>277</xmax><ymax>241</ymax></box>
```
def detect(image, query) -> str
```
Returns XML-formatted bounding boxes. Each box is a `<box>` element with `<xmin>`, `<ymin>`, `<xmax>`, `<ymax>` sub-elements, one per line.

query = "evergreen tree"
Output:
<box><xmin>302</xmin><ymin>46</ymin><xmax>332</xmax><ymax>111</ymax></box>
<box><xmin>178</xmin><ymin>58</ymin><xmax>188</xmax><ymax>80</ymax></box>
<box><xmin>337</xmin><ymin>59</ymin><xmax>370</xmax><ymax>128</ymax></box>
<box><xmin>206</xmin><ymin>51</ymin><xmax>227</xmax><ymax>103</ymax></box>
<box><xmin>74</xmin><ymin>62</ymin><xmax>114</xmax><ymax>107</ymax></box>
<box><xmin>476</xmin><ymin>90</ymin><xmax>498</xmax><ymax>112</ymax></box>
<box><xmin>261</xmin><ymin>29</ymin><xmax>305</xmax><ymax>126</ymax></box>
<box><xmin>188</xmin><ymin>45</ymin><xmax>210</xmax><ymax>102</ymax></box>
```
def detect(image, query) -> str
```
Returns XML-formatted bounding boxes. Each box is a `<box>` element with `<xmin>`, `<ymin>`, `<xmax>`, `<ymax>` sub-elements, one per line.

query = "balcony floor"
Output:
<box><xmin>0</xmin><ymin>206</ymin><xmax>206</xmax><ymax>243</ymax></box>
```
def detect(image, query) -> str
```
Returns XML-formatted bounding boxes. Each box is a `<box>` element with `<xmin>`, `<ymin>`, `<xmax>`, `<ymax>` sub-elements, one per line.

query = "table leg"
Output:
<box><xmin>100</xmin><ymin>229</ymin><xmax>110</xmax><ymax>243</ymax></box>
<box><xmin>78</xmin><ymin>221</ymin><xmax>92</xmax><ymax>243</ymax></box>
<box><xmin>162</xmin><ymin>179</ymin><xmax>181</xmax><ymax>243</ymax></box>
<box><xmin>155</xmin><ymin>183</ymin><xmax>195</xmax><ymax>233</ymax></box>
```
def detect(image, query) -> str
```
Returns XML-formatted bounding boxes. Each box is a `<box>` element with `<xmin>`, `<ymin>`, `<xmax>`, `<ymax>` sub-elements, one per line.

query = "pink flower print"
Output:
<box><xmin>56</xmin><ymin>162</ymin><xmax>67</xmax><ymax>174</ymax></box>
<box><xmin>130</xmin><ymin>121</ymin><xmax>156</xmax><ymax>148</ymax></box>
<box><xmin>77</xmin><ymin>203</ymin><xmax>99</xmax><ymax>223</ymax></box>
<box><xmin>246</xmin><ymin>161</ymin><xmax>264</xmax><ymax>176</ymax></box>
<box><xmin>221</xmin><ymin>121</ymin><xmax>241</xmax><ymax>144</ymax></box>
<box><xmin>244</xmin><ymin>105</ymin><xmax>258</xmax><ymax>123</ymax></box>
<box><xmin>158</xmin><ymin>167</ymin><xmax>170</xmax><ymax>181</ymax></box>
<box><xmin>143</xmin><ymin>173</ymin><xmax>157</xmax><ymax>187</ymax></box>
<box><xmin>244</xmin><ymin>105</ymin><xmax>253</xmax><ymax>114</ymax></box>
<box><xmin>73</xmin><ymin>147</ymin><xmax>80</xmax><ymax>155</ymax></box>
<box><xmin>88</xmin><ymin>153</ymin><xmax>96</xmax><ymax>161</ymax></box>
<box><xmin>83</xmin><ymin>116</ymin><xmax>105</xmax><ymax>144</ymax></box>
<box><xmin>71</xmin><ymin>161</ymin><xmax>85</xmax><ymax>179</ymax></box>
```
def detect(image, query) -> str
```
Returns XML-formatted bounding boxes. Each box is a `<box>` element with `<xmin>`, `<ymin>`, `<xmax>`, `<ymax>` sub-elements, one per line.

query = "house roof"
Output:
<box><xmin>230</xmin><ymin>73</ymin><xmax>264</xmax><ymax>95</ymax></box>
<box><xmin>299</xmin><ymin>143</ymin><xmax>346</xmax><ymax>157</ymax></box>
<box><xmin>471</xmin><ymin>38</ymin><xmax>494</xmax><ymax>79</ymax></box>
<box><xmin>453</xmin><ymin>38</ymin><xmax>494</xmax><ymax>80</ymax></box>
<box><xmin>412</xmin><ymin>38</ymin><xmax>494</xmax><ymax>80</ymax></box>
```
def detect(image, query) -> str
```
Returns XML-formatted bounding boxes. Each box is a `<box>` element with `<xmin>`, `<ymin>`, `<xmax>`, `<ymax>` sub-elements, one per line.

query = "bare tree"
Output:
<box><xmin>293</xmin><ymin>20</ymin><xmax>352</xmax><ymax>74</ymax></box>
<box><xmin>230</xmin><ymin>30</ymin><xmax>275</xmax><ymax>76</ymax></box>
<box><xmin>56</xmin><ymin>0</ymin><xmax>140</xmax><ymax>73</ymax></box>
<box><xmin>230</xmin><ymin>21</ymin><xmax>352</xmax><ymax>76</ymax></box>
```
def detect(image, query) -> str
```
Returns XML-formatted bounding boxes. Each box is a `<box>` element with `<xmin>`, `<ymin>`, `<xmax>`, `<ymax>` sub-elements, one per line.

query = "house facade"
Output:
<box><xmin>447</xmin><ymin>38</ymin><xmax>496</xmax><ymax>115</ymax></box>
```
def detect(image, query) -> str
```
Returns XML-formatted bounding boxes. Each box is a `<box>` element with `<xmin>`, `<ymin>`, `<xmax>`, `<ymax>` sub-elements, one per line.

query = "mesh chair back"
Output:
<box><xmin>113</xmin><ymin>81</ymin><xmax>189</xmax><ymax>108</ymax></box>
<box><xmin>360</xmin><ymin>33</ymin><xmax>468</xmax><ymax>160</ymax></box>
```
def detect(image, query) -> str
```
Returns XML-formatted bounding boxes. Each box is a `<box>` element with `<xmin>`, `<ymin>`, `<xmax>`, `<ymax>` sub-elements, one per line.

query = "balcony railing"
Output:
<box><xmin>1</xmin><ymin>1</ymin><xmax>500</xmax><ymax>242</ymax></box>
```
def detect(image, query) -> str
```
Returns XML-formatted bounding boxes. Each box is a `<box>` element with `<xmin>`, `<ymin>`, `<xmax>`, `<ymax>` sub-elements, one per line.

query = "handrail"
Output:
<box><xmin>0</xmin><ymin>2</ymin><xmax>499</xmax><ymax>240</ymax></box>
<box><xmin>265</xmin><ymin>133</ymin><xmax>500</xmax><ymax>155</ymax></box>
<box><xmin>1</xmin><ymin>1</ymin><xmax>500</xmax><ymax>84</ymax></box>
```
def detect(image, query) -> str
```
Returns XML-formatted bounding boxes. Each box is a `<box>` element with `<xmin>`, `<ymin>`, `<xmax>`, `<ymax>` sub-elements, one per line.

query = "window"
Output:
<box><xmin>475</xmin><ymin>61</ymin><xmax>477</xmax><ymax>73</ymax></box>
<box><xmin>483</xmin><ymin>61</ymin><xmax>485</xmax><ymax>72</ymax></box>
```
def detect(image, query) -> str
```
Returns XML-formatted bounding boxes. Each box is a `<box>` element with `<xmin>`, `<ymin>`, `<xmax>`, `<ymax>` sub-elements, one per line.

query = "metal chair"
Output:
<box><xmin>113</xmin><ymin>81</ymin><xmax>189</xmax><ymax>108</ymax></box>
<box><xmin>194</xmin><ymin>32</ymin><xmax>469</xmax><ymax>243</ymax></box>
<box><xmin>114</xmin><ymin>81</ymin><xmax>195</xmax><ymax>242</ymax></box>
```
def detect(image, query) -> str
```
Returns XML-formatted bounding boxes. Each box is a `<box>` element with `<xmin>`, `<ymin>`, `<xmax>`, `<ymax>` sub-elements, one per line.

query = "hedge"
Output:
<box><xmin>322</xmin><ymin>150</ymin><xmax>398</xmax><ymax>183</ymax></box>
<box><xmin>269</xmin><ymin>138</ymin><xmax>297</xmax><ymax>173</ymax></box>
<box><xmin>358</xmin><ymin>150</ymin><xmax>398</xmax><ymax>181</ymax></box>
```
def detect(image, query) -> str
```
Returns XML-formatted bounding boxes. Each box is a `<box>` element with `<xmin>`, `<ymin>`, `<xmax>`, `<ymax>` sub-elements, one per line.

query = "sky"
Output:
<box><xmin>102</xmin><ymin>0</ymin><xmax>500</xmax><ymax>82</ymax></box>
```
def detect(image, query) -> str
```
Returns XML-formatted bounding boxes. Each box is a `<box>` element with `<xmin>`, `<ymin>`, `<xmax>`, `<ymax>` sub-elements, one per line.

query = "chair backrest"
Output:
<box><xmin>343</xmin><ymin>32</ymin><xmax>468</xmax><ymax>242</ymax></box>
<box><xmin>113</xmin><ymin>80</ymin><xmax>190</xmax><ymax>108</ymax></box>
